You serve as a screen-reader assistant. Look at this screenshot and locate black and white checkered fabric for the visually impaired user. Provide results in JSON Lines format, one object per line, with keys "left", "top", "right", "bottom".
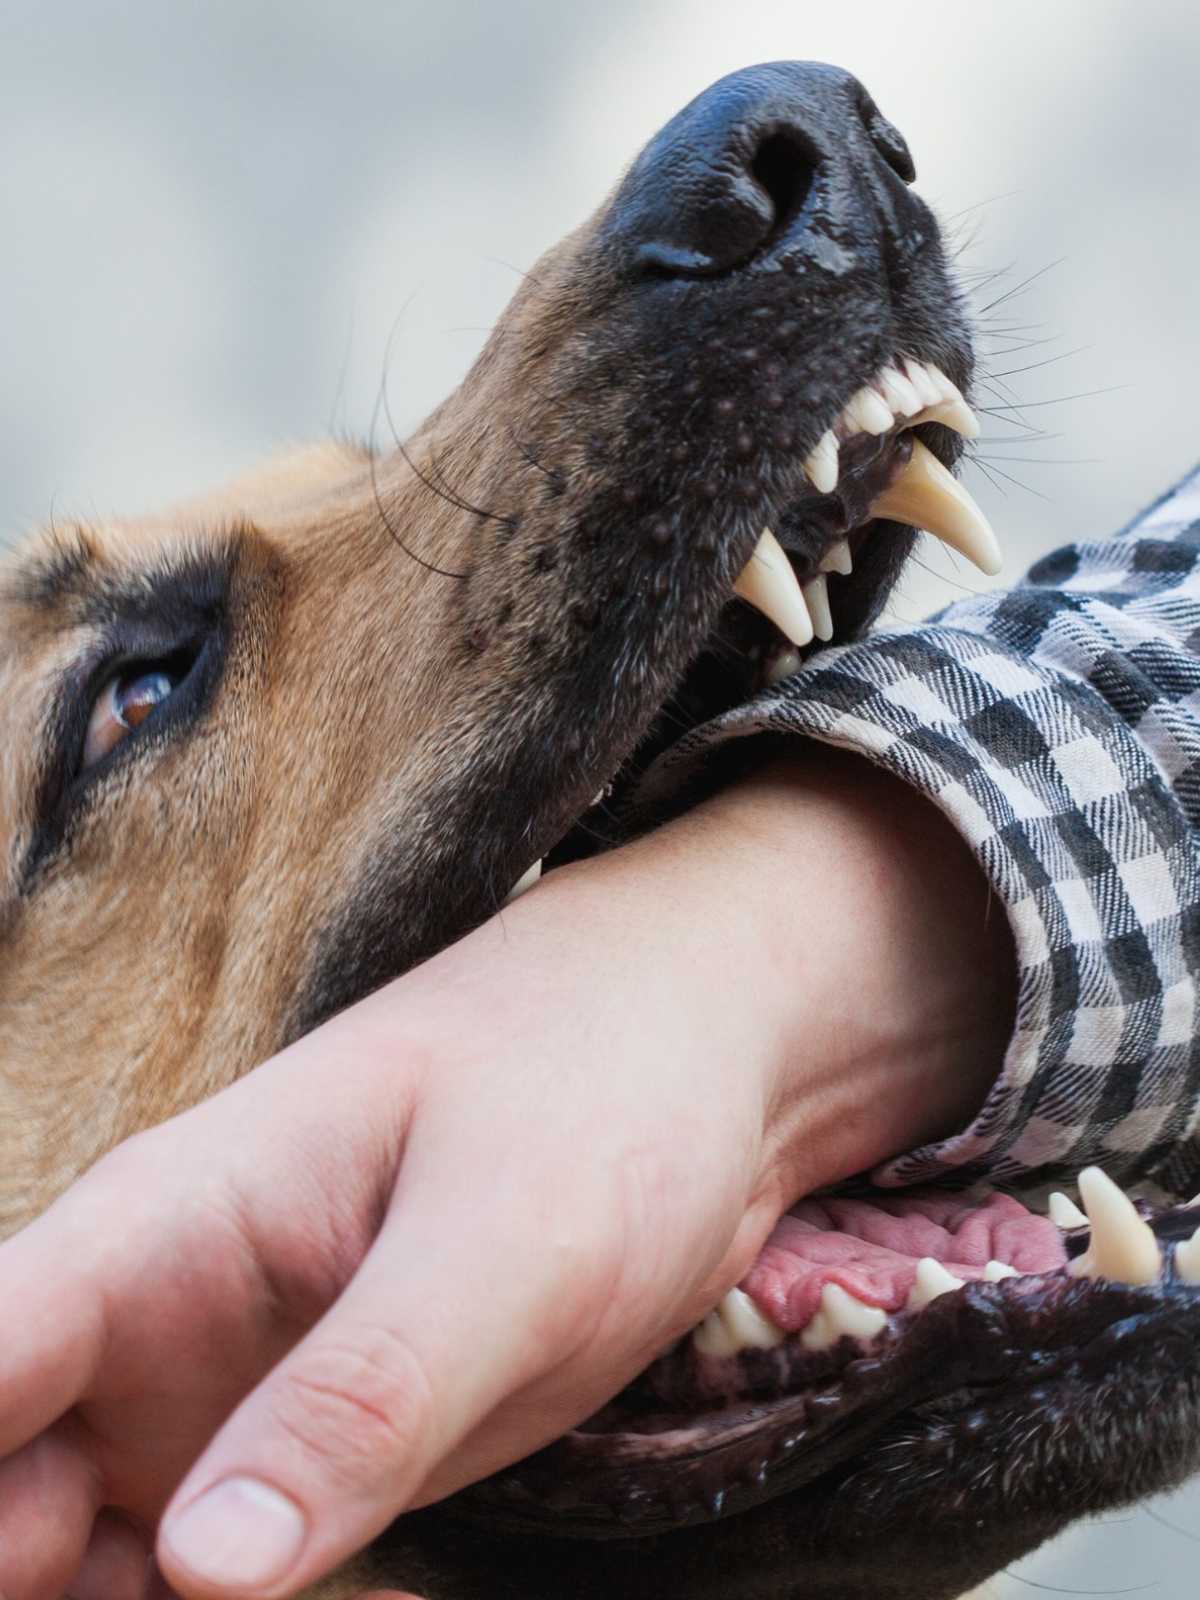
{"left": 645, "top": 463, "right": 1200, "bottom": 1196}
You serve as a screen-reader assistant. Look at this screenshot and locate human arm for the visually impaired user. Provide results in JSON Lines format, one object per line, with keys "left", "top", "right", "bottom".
{"left": 0, "top": 743, "right": 1009, "bottom": 1600}
{"left": 648, "top": 460, "right": 1200, "bottom": 1193}
{"left": 12, "top": 457, "right": 1200, "bottom": 1600}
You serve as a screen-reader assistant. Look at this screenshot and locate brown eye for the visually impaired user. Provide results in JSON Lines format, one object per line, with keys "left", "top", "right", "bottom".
{"left": 82, "top": 667, "right": 179, "bottom": 769}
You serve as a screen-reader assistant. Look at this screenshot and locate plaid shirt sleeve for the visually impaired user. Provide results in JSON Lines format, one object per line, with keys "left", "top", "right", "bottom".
{"left": 642, "top": 463, "right": 1200, "bottom": 1195}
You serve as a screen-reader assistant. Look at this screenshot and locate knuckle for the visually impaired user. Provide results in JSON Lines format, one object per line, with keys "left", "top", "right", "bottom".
{"left": 269, "top": 1327, "right": 434, "bottom": 1490}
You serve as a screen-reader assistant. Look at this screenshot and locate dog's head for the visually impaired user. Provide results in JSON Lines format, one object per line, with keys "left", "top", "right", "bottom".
{"left": 2, "top": 61, "right": 1197, "bottom": 1600}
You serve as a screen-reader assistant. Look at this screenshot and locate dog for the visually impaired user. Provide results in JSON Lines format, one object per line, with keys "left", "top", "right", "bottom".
{"left": 3, "top": 60, "right": 1199, "bottom": 1600}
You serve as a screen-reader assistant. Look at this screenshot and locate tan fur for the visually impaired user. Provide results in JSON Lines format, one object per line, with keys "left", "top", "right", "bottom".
{"left": 0, "top": 211, "right": 691, "bottom": 1595}
{"left": 0, "top": 90, "right": 978, "bottom": 1590}
{"left": 0, "top": 228, "right": 622, "bottom": 1239}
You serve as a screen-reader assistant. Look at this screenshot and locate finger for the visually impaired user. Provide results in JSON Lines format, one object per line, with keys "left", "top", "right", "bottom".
{"left": 67, "top": 1509, "right": 149, "bottom": 1600}
{"left": 0, "top": 1198, "right": 108, "bottom": 1458}
{"left": 0, "top": 1422, "right": 101, "bottom": 1600}
{"left": 157, "top": 1125, "right": 639, "bottom": 1598}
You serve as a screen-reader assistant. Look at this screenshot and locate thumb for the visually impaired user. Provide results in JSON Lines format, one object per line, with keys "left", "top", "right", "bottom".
{"left": 154, "top": 1120, "right": 630, "bottom": 1600}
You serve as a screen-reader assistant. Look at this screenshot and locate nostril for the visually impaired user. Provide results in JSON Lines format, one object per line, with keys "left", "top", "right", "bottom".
{"left": 749, "top": 128, "right": 821, "bottom": 251}
{"left": 854, "top": 87, "right": 916, "bottom": 184}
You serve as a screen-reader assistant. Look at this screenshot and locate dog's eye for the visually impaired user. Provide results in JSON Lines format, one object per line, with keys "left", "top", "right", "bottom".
{"left": 82, "top": 664, "right": 183, "bottom": 769}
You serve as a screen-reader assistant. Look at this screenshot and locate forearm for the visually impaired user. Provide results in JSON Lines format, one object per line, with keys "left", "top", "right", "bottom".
{"left": 707, "top": 748, "right": 1014, "bottom": 1200}
{"left": 537, "top": 745, "right": 1014, "bottom": 1210}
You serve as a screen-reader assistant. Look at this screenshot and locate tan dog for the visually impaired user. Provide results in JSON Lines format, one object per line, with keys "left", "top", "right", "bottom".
{"left": 0, "top": 60, "right": 975, "bottom": 1245}
{"left": 4, "top": 62, "right": 1195, "bottom": 1600}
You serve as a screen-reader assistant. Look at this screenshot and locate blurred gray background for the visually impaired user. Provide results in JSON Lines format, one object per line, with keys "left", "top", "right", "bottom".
{"left": 2, "top": 0, "right": 1198, "bottom": 1589}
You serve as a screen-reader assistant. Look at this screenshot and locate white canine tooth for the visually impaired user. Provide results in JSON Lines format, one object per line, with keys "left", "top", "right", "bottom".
{"left": 802, "top": 573, "right": 834, "bottom": 641}
{"left": 766, "top": 648, "right": 803, "bottom": 686}
{"left": 504, "top": 859, "right": 542, "bottom": 903}
{"left": 734, "top": 528, "right": 815, "bottom": 648}
{"left": 1175, "top": 1225, "right": 1200, "bottom": 1286}
{"left": 907, "top": 1257, "right": 965, "bottom": 1311}
{"left": 908, "top": 396, "right": 982, "bottom": 441}
{"left": 1069, "top": 1166, "right": 1162, "bottom": 1286}
{"left": 1048, "top": 1191, "right": 1089, "bottom": 1230}
{"left": 877, "top": 365, "right": 922, "bottom": 418}
{"left": 804, "top": 430, "right": 840, "bottom": 495}
{"left": 801, "top": 1282, "right": 886, "bottom": 1350}
{"left": 847, "top": 386, "right": 895, "bottom": 436}
{"left": 819, "top": 538, "right": 853, "bottom": 576}
{"left": 692, "top": 1288, "right": 786, "bottom": 1357}
{"left": 869, "top": 440, "right": 1002, "bottom": 577}
{"left": 983, "top": 1260, "right": 1019, "bottom": 1282}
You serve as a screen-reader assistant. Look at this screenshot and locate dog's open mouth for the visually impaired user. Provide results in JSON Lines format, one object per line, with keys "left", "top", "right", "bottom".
{"left": 369, "top": 63, "right": 1200, "bottom": 1574}
{"left": 446, "top": 353, "right": 1199, "bottom": 1545}
{"left": 524, "top": 354, "right": 995, "bottom": 890}
{"left": 456, "top": 1171, "right": 1200, "bottom": 1538}
{"left": 729, "top": 356, "right": 995, "bottom": 689}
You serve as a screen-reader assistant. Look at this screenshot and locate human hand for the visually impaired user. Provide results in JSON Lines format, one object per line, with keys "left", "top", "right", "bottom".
{"left": 0, "top": 752, "right": 1011, "bottom": 1600}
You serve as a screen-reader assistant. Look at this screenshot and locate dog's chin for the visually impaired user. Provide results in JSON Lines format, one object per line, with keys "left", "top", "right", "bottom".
{"left": 448, "top": 1177, "right": 1200, "bottom": 1560}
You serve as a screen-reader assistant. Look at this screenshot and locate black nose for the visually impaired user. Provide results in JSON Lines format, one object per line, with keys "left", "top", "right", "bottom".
{"left": 604, "top": 61, "right": 916, "bottom": 279}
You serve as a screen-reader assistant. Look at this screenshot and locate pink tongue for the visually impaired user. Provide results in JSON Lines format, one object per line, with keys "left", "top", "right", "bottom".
{"left": 743, "top": 1191, "right": 1068, "bottom": 1332}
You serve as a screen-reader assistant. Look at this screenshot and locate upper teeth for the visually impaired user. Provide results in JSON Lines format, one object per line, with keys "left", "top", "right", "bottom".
{"left": 802, "top": 573, "right": 834, "bottom": 641}
{"left": 800, "top": 358, "right": 981, "bottom": 497}
{"left": 734, "top": 527, "right": 815, "bottom": 648}
{"left": 1068, "top": 1166, "right": 1162, "bottom": 1286}
{"left": 819, "top": 537, "right": 853, "bottom": 576}
{"left": 870, "top": 439, "right": 1002, "bottom": 576}
{"left": 804, "top": 430, "right": 840, "bottom": 494}
{"left": 734, "top": 435, "right": 998, "bottom": 649}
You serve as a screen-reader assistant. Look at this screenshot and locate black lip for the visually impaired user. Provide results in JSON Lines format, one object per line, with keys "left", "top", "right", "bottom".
{"left": 450, "top": 1200, "right": 1200, "bottom": 1542}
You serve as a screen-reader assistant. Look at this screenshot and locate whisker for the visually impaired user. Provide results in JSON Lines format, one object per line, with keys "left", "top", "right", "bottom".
{"left": 982, "top": 385, "right": 1128, "bottom": 411}
{"left": 367, "top": 310, "right": 470, "bottom": 580}
{"left": 976, "top": 257, "right": 1067, "bottom": 316}
{"left": 1144, "top": 1505, "right": 1200, "bottom": 1544}
{"left": 988, "top": 346, "right": 1089, "bottom": 380}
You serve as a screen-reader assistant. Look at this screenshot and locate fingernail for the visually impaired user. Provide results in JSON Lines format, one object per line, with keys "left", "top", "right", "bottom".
{"left": 163, "top": 1477, "right": 307, "bottom": 1588}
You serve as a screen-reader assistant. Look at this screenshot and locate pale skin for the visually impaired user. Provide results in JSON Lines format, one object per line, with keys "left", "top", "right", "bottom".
{"left": 0, "top": 749, "right": 1014, "bottom": 1600}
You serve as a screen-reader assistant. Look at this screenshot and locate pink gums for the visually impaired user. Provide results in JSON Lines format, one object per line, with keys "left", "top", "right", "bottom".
{"left": 743, "top": 1191, "right": 1069, "bottom": 1332}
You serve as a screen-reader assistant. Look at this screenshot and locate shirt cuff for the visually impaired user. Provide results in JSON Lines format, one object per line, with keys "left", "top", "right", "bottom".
{"left": 631, "top": 624, "right": 1200, "bottom": 1195}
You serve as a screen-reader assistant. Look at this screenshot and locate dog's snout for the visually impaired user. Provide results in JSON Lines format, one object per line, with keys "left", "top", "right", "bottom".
{"left": 603, "top": 60, "right": 916, "bottom": 280}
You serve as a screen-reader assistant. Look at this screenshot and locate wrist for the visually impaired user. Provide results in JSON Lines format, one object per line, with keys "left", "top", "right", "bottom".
{"left": 563, "top": 748, "right": 1014, "bottom": 1208}
{"left": 716, "top": 747, "right": 1015, "bottom": 1199}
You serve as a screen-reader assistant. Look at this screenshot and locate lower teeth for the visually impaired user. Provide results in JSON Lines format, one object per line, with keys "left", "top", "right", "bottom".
{"left": 690, "top": 1166, "right": 1177, "bottom": 1363}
